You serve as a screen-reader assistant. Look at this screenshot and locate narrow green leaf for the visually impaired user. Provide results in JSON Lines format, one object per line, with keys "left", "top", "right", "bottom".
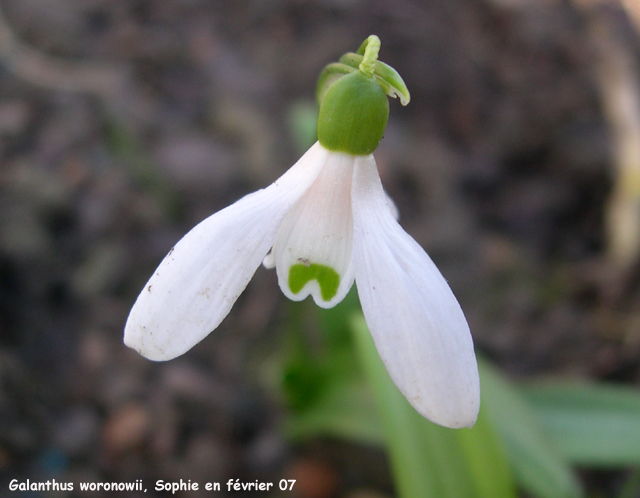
{"left": 284, "top": 378, "right": 384, "bottom": 445}
{"left": 524, "top": 383, "right": 640, "bottom": 467}
{"left": 457, "top": 407, "right": 516, "bottom": 498}
{"left": 479, "top": 358, "right": 584, "bottom": 498}
{"left": 283, "top": 292, "right": 381, "bottom": 444}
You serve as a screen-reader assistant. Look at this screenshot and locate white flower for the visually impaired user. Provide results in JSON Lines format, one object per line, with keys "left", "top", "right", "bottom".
{"left": 124, "top": 141, "right": 480, "bottom": 428}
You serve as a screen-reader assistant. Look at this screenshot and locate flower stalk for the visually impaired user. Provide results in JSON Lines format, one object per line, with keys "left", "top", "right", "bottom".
{"left": 358, "top": 35, "right": 380, "bottom": 77}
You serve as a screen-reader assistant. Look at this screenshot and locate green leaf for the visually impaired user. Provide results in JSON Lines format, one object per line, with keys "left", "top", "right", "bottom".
{"left": 351, "top": 314, "right": 516, "bottom": 498}
{"left": 524, "top": 382, "right": 640, "bottom": 467}
{"left": 479, "top": 358, "right": 584, "bottom": 498}
{"left": 284, "top": 377, "right": 384, "bottom": 445}
{"left": 282, "top": 292, "right": 380, "bottom": 442}
{"left": 457, "top": 407, "right": 517, "bottom": 498}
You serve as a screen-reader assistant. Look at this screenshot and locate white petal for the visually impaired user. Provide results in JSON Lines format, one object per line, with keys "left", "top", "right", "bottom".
{"left": 262, "top": 249, "right": 275, "bottom": 269}
{"left": 272, "top": 150, "right": 356, "bottom": 308}
{"left": 124, "top": 142, "right": 329, "bottom": 361}
{"left": 351, "top": 156, "right": 480, "bottom": 428}
{"left": 385, "top": 190, "right": 400, "bottom": 221}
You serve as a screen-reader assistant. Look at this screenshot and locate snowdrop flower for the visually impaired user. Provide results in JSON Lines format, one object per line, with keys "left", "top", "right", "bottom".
{"left": 125, "top": 36, "right": 479, "bottom": 428}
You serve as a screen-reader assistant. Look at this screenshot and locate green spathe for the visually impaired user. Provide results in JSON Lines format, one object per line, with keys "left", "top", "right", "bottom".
{"left": 317, "top": 70, "right": 389, "bottom": 155}
{"left": 288, "top": 263, "right": 340, "bottom": 302}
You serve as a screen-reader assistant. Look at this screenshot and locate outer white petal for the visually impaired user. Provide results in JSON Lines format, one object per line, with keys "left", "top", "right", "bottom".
{"left": 272, "top": 150, "right": 356, "bottom": 308}
{"left": 385, "top": 190, "right": 399, "bottom": 221}
{"left": 351, "top": 156, "right": 480, "bottom": 428}
{"left": 124, "top": 142, "right": 329, "bottom": 361}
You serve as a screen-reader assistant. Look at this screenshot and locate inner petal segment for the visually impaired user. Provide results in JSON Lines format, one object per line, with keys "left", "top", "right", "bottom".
{"left": 271, "top": 149, "right": 356, "bottom": 308}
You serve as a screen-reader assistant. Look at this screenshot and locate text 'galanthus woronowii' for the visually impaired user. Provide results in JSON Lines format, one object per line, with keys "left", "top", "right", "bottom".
{"left": 124, "top": 36, "right": 480, "bottom": 429}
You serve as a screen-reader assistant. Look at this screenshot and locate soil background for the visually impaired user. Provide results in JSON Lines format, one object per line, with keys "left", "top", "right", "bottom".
{"left": 1, "top": 0, "right": 639, "bottom": 497}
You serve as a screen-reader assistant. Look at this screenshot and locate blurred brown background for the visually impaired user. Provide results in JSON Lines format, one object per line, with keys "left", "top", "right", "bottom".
{"left": 1, "top": 0, "right": 639, "bottom": 496}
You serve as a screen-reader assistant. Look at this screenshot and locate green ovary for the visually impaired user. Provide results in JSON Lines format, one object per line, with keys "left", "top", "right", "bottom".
{"left": 288, "top": 263, "right": 340, "bottom": 302}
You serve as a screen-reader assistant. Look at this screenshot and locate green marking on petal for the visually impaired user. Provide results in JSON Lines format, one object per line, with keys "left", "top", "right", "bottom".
{"left": 288, "top": 263, "right": 340, "bottom": 302}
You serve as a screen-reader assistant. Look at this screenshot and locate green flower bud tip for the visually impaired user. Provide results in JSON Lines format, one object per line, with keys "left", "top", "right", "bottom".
{"left": 316, "top": 35, "right": 410, "bottom": 156}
